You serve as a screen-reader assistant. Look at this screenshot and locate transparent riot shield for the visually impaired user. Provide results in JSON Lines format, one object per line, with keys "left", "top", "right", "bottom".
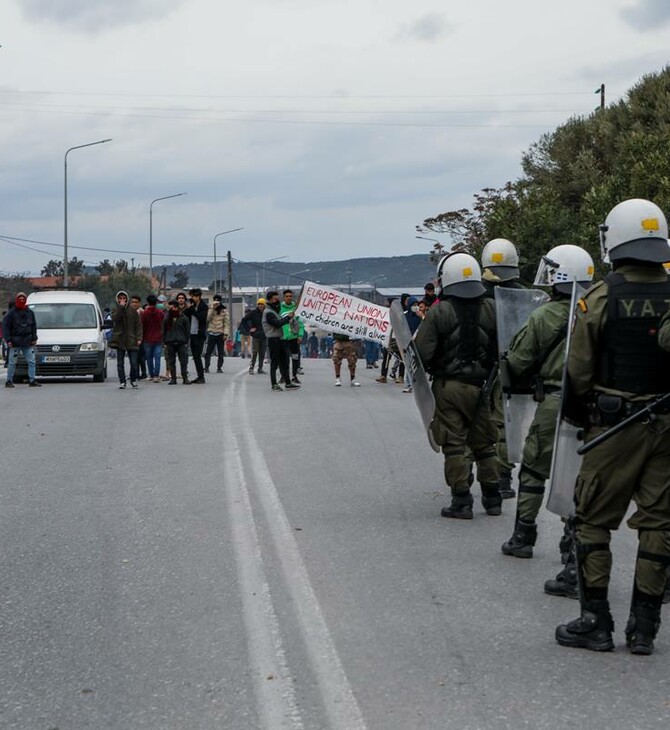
{"left": 495, "top": 288, "right": 550, "bottom": 463}
{"left": 546, "top": 282, "right": 587, "bottom": 518}
{"left": 389, "top": 300, "right": 440, "bottom": 453}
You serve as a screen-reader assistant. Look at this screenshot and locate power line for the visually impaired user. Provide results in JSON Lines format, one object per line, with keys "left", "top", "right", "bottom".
{"left": 0, "top": 106, "right": 581, "bottom": 129}
{"left": 0, "top": 89, "right": 597, "bottom": 100}
{"left": 0, "top": 100, "right": 589, "bottom": 115}
{"left": 0, "top": 234, "right": 212, "bottom": 259}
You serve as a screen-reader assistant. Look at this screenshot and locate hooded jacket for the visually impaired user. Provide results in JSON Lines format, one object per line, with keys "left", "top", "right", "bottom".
{"left": 3, "top": 296, "right": 37, "bottom": 348}
{"left": 109, "top": 290, "right": 143, "bottom": 351}
{"left": 405, "top": 296, "right": 423, "bottom": 335}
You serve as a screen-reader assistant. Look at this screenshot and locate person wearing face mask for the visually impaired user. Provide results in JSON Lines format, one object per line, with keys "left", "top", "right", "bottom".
{"left": 401, "top": 296, "right": 424, "bottom": 393}
{"left": 109, "top": 290, "right": 143, "bottom": 389}
{"left": 162, "top": 299, "right": 191, "bottom": 384}
{"left": 204, "top": 294, "right": 229, "bottom": 374}
{"left": 262, "top": 290, "right": 300, "bottom": 391}
{"left": 240, "top": 298, "right": 268, "bottom": 374}
{"left": 4, "top": 292, "right": 40, "bottom": 388}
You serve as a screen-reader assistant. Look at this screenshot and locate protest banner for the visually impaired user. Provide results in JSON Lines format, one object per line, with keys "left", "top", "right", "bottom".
{"left": 296, "top": 281, "right": 391, "bottom": 347}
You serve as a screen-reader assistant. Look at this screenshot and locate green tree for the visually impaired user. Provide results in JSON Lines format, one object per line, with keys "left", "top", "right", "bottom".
{"left": 418, "top": 66, "right": 670, "bottom": 280}
{"left": 95, "top": 259, "right": 114, "bottom": 276}
{"left": 169, "top": 269, "right": 189, "bottom": 289}
{"left": 41, "top": 259, "right": 63, "bottom": 277}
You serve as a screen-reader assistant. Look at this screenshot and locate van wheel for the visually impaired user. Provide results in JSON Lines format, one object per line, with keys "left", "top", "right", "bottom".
{"left": 93, "top": 368, "right": 105, "bottom": 383}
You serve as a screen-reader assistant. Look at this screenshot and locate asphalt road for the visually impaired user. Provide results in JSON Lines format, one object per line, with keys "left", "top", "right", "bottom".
{"left": 1, "top": 357, "right": 668, "bottom": 729}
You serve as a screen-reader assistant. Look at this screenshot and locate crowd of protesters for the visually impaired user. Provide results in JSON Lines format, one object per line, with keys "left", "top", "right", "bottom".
{"left": 2, "top": 285, "right": 434, "bottom": 395}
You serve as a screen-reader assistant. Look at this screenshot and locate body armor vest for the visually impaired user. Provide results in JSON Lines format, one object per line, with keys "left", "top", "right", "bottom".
{"left": 434, "top": 298, "right": 495, "bottom": 383}
{"left": 598, "top": 272, "right": 670, "bottom": 394}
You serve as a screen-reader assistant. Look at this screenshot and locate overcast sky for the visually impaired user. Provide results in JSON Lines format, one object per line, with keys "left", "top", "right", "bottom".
{"left": 1, "top": 0, "right": 670, "bottom": 275}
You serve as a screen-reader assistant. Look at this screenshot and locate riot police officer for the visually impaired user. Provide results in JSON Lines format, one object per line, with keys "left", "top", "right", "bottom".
{"left": 415, "top": 253, "right": 501, "bottom": 520}
{"left": 501, "top": 245, "right": 594, "bottom": 561}
{"left": 556, "top": 199, "right": 670, "bottom": 655}
{"left": 481, "top": 238, "right": 526, "bottom": 499}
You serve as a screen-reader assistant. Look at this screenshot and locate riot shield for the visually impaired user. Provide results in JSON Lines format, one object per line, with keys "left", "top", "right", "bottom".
{"left": 495, "top": 288, "right": 550, "bottom": 463}
{"left": 546, "top": 282, "right": 587, "bottom": 518}
{"left": 389, "top": 300, "right": 440, "bottom": 453}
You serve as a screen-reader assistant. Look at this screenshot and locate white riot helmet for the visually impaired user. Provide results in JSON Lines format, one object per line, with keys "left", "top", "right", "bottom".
{"left": 534, "top": 244, "right": 595, "bottom": 294}
{"left": 599, "top": 199, "right": 669, "bottom": 264}
{"left": 437, "top": 252, "right": 485, "bottom": 298}
{"left": 481, "top": 238, "right": 520, "bottom": 281}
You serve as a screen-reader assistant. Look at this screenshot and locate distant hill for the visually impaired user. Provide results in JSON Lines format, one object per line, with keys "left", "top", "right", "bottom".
{"left": 154, "top": 254, "right": 436, "bottom": 289}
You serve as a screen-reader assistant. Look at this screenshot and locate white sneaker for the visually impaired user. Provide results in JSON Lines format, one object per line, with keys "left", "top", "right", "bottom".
{"left": 351, "top": 380, "right": 361, "bottom": 387}
{"left": 334, "top": 379, "right": 341, "bottom": 387}
{"left": 118, "top": 382, "right": 126, "bottom": 389}
{"left": 402, "top": 386, "right": 413, "bottom": 393}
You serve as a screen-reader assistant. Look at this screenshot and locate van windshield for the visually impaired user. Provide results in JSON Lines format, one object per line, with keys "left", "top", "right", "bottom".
{"left": 30, "top": 303, "right": 98, "bottom": 329}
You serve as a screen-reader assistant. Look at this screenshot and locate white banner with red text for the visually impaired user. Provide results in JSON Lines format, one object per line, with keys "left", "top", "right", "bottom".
{"left": 296, "top": 281, "right": 391, "bottom": 347}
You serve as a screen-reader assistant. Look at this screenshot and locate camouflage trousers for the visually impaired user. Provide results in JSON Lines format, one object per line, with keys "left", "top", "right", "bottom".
{"left": 516, "top": 394, "right": 560, "bottom": 522}
{"left": 332, "top": 341, "right": 358, "bottom": 371}
{"left": 575, "top": 415, "right": 670, "bottom": 600}
{"left": 430, "top": 378, "right": 499, "bottom": 494}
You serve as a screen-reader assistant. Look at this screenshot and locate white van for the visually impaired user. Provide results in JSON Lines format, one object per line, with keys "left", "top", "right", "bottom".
{"left": 16, "top": 290, "right": 109, "bottom": 382}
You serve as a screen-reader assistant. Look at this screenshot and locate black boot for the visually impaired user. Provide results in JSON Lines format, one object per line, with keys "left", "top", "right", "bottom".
{"left": 544, "top": 563, "right": 579, "bottom": 599}
{"left": 664, "top": 570, "right": 670, "bottom": 605}
{"left": 441, "top": 492, "right": 473, "bottom": 520}
{"left": 481, "top": 483, "right": 502, "bottom": 516}
{"left": 498, "top": 467, "right": 516, "bottom": 499}
{"left": 559, "top": 524, "right": 574, "bottom": 565}
{"left": 555, "top": 599, "right": 615, "bottom": 651}
{"left": 625, "top": 593, "right": 662, "bottom": 656}
{"left": 501, "top": 519, "right": 537, "bottom": 558}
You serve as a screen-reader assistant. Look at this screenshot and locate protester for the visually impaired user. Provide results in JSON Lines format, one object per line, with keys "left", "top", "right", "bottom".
{"left": 332, "top": 333, "right": 361, "bottom": 387}
{"left": 239, "top": 308, "right": 253, "bottom": 359}
{"left": 281, "top": 289, "right": 304, "bottom": 384}
{"left": 183, "top": 288, "right": 208, "bottom": 384}
{"left": 3, "top": 293, "right": 40, "bottom": 388}
{"left": 130, "top": 295, "right": 148, "bottom": 380}
{"left": 240, "top": 298, "right": 267, "bottom": 374}
{"left": 162, "top": 299, "right": 191, "bottom": 384}
{"left": 402, "top": 296, "right": 424, "bottom": 393}
{"left": 422, "top": 282, "right": 438, "bottom": 308}
{"left": 262, "top": 290, "right": 300, "bottom": 391}
{"left": 204, "top": 294, "right": 229, "bottom": 374}
{"left": 308, "top": 332, "right": 320, "bottom": 358}
{"left": 140, "top": 294, "right": 165, "bottom": 383}
{"left": 109, "top": 291, "right": 143, "bottom": 389}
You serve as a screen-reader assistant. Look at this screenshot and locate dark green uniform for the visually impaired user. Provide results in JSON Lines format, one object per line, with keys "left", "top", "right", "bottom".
{"left": 416, "top": 296, "right": 500, "bottom": 515}
{"left": 507, "top": 298, "right": 569, "bottom": 522}
{"left": 565, "top": 264, "right": 670, "bottom": 645}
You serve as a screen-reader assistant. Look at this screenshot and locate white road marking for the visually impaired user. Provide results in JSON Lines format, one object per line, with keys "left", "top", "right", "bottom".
{"left": 224, "top": 382, "right": 304, "bottom": 730}
{"left": 235, "top": 378, "right": 368, "bottom": 730}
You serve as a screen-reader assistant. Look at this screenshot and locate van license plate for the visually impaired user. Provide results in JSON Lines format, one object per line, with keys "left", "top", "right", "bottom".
{"left": 42, "top": 355, "right": 71, "bottom": 363}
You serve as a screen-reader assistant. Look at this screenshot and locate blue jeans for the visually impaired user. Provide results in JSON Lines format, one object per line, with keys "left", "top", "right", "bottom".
{"left": 143, "top": 343, "right": 163, "bottom": 378}
{"left": 116, "top": 348, "right": 139, "bottom": 384}
{"left": 7, "top": 346, "right": 36, "bottom": 383}
{"left": 365, "top": 340, "right": 380, "bottom": 366}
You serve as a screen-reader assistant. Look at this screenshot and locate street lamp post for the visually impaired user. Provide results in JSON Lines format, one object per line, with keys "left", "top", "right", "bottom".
{"left": 213, "top": 228, "right": 243, "bottom": 295}
{"left": 64, "top": 138, "right": 112, "bottom": 288}
{"left": 149, "top": 193, "right": 186, "bottom": 284}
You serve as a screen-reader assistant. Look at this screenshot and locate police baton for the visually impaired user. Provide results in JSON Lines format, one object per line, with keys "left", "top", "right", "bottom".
{"left": 577, "top": 392, "right": 670, "bottom": 455}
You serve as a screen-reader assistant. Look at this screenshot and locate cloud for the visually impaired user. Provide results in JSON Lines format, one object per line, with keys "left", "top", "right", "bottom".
{"left": 395, "top": 12, "right": 454, "bottom": 43}
{"left": 620, "top": 0, "right": 670, "bottom": 30}
{"left": 18, "top": 0, "right": 184, "bottom": 32}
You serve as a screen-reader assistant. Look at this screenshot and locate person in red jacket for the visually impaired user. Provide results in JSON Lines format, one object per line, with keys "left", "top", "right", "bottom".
{"left": 140, "top": 294, "right": 165, "bottom": 382}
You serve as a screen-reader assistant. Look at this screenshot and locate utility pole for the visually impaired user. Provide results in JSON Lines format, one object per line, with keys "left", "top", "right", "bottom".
{"left": 595, "top": 83, "right": 605, "bottom": 111}
{"left": 227, "top": 250, "right": 234, "bottom": 333}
